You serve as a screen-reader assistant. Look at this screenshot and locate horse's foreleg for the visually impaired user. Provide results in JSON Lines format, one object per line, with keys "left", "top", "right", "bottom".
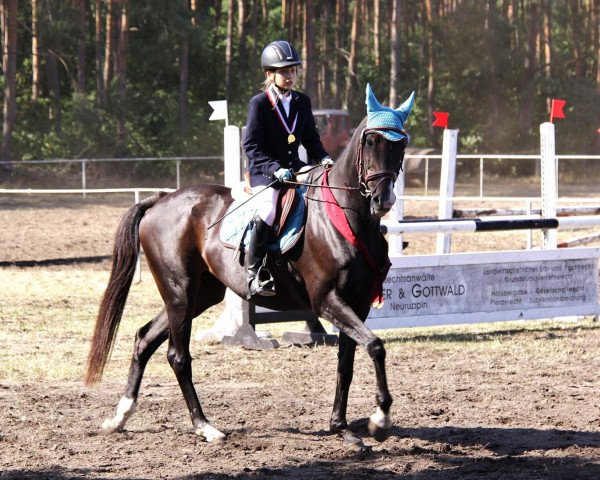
{"left": 366, "top": 337, "right": 392, "bottom": 441}
{"left": 102, "top": 309, "right": 169, "bottom": 433}
{"left": 322, "top": 292, "right": 393, "bottom": 444}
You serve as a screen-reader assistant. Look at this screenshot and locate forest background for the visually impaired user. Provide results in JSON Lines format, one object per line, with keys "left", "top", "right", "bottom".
{"left": 1, "top": 0, "right": 600, "bottom": 174}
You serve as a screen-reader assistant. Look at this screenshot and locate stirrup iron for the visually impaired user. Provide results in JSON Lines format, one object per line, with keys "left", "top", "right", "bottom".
{"left": 248, "top": 266, "right": 276, "bottom": 298}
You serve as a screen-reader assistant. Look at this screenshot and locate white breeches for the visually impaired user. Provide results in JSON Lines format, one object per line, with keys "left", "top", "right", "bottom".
{"left": 252, "top": 186, "right": 280, "bottom": 226}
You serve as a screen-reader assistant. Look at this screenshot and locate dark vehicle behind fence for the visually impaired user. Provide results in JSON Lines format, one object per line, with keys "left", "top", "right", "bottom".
{"left": 313, "top": 109, "right": 353, "bottom": 158}
{"left": 302, "top": 109, "right": 436, "bottom": 180}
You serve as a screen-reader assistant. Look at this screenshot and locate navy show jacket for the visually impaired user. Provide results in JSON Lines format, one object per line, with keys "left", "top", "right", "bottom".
{"left": 243, "top": 89, "right": 329, "bottom": 187}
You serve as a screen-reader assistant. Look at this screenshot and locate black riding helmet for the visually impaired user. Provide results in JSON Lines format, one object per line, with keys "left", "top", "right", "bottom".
{"left": 260, "top": 40, "right": 301, "bottom": 71}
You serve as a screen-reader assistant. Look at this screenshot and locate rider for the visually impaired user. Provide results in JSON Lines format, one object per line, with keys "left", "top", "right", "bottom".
{"left": 243, "top": 40, "right": 333, "bottom": 298}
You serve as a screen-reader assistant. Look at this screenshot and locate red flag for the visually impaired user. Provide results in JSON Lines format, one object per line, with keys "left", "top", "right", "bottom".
{"left": 432, "top": 111, "right": 449, "bottom": 128}
{"left": 549, "top": 99, "right": 566, "bottom": 123}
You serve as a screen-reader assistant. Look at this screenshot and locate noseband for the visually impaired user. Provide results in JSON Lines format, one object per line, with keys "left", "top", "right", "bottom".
{"left": 356, "top": 127, "right": 406, "bottom": 197}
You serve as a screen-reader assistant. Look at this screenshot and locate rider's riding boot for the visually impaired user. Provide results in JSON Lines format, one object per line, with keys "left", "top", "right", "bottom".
{"left": 247, "top": 216, "right": 276, "bottom": 297}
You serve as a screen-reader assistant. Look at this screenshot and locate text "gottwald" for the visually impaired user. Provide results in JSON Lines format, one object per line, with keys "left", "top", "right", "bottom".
{"left": 412, "top": 283, "right": 466, "bottom": 298}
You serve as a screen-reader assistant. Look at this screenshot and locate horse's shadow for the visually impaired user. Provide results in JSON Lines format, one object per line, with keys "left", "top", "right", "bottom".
{"left": 342, "top": 418, "right": 600, "bottom": 454}
{"left": 280, "top": 418, "right": 600, "bottom": 456}
{"left": 275, "top": 421, "right": 600, "bottom": 478}
{"left": 389, "top": 424, "right": 600, "bottom": 455}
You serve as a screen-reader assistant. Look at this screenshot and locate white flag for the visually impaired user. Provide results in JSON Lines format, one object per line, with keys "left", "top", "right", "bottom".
{"left": 208, "top": 100, "right": 228, "bottom": 124}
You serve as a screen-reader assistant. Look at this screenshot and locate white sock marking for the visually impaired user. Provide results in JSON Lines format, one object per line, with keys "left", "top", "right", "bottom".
{"left": 101, "top": 396, "right": 136, "bottom": 433}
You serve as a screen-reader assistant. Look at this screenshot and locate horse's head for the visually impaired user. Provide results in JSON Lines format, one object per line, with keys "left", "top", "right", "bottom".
{"left": 359, "top": 84, "right": 415, "bottom": 217}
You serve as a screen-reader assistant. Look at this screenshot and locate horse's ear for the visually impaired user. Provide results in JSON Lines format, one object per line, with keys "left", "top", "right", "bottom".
{"left": 365, "top": 83, "right": 383, "bottom": 113}
{"left": 395, "top": 91, "right": 415, "bottom": 124}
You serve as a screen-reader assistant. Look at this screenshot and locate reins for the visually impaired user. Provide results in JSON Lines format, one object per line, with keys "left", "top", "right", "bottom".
{"left": 214, "top": 125, "right": 409, "bottom": 220}
{"left": 291, "top": 126, "right": 407, "bottom": 197}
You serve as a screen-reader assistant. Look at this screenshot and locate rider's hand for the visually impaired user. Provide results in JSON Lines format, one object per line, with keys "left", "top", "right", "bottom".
{"left": 321, "top": 156, "right": 334, "bottom": 168}
{"left": 274, "top": 168, "right": 293, "bottom": 182}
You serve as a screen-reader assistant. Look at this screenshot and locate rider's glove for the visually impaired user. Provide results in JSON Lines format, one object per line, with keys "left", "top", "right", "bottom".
{"left": 274, "top": 168, "right": 293, "bottom": 182}
{"left": 321, "top": 156, "right": 334, "bottom": 168}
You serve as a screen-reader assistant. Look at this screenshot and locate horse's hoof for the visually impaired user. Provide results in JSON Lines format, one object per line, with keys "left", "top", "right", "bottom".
{"left": 339, "top": 429, "right": 369, "bottom": 453}
{"left": 195, "top": 424, "right": 226, "bottom": 442}
{"left": 368, "top": 420, "right": 390, "bottom": 442}
{"left": 100, "top": 418, "right": 120, "bottom": 434}
{"left": 368, "top": 407, "right": 391, "bottom": 442}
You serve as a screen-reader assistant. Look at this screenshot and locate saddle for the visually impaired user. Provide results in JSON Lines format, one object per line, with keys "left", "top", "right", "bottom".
{"left": 219, "top": 185, "right": 307, "bottom": 255}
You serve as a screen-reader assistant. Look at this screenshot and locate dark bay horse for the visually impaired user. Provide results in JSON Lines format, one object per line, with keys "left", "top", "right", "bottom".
{"left": 86, "top": 85, "right": 415, "bottom": 448}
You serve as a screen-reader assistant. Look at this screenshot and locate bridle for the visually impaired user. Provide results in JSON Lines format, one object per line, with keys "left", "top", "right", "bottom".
{"left": 356, "top": 127, "right": 406, "bottom": 197}
{"left": 285, "top": 126, "right": 407, "bottom": 198}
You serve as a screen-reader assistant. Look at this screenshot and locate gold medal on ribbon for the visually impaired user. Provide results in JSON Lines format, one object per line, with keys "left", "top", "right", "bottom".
{"left": 287, "top": 133, "right": 296, "bottom": 144}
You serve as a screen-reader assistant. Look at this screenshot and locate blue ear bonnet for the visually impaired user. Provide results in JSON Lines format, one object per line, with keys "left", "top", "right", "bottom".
{"left": 365, "top": 83, "right": 415, "bottom": 143}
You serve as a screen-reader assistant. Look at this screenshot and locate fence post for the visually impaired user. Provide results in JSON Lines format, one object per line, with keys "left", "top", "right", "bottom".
{"left": 540, "top": 122, "right": 557, "bottom": 249}
{"left": 479, "top": 157, "right": 484, "bottom": 197}
{"left": 436, "top": 129, "right": 459, "bottom": 254}
{"left": 81, "top": 160, "right": 87, "bottom": 198}
{"left": 424, "top": 157, "right": 429, "bottom": 195}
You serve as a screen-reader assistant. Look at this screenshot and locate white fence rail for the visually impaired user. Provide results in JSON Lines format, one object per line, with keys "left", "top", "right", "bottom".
{"left": 2, "top": 154, "right": 600, "bottom": 196}
{"left": 0, "top": 156, "right": 222, "bottom": 194}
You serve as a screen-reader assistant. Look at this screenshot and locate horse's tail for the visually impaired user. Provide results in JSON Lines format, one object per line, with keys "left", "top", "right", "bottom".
{"left": 85, "top": 194, "right": 163, "bottom": 386}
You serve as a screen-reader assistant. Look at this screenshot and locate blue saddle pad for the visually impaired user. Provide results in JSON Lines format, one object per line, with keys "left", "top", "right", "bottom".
{"left": 219, "top": 187, "right": 306, "bottom": 254}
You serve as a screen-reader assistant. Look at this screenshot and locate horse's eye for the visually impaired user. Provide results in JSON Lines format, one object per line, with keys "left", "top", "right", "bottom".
{"left": 366, "top": 138, "right": 375, "bottom": 147}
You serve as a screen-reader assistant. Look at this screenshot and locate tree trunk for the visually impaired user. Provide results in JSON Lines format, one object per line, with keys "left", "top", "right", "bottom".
{"left": 486, "top": 0, "right": 501, "bottom": 131}
{"left": 46, "top": 51, "right": 62, "bottom": 133}
{"left": 116, "top": 0, "right": 128, "bottom": 153}
{"left": 237, "top": 0, "right": 247, "bottom": 71}
{"left": 260, "top": 0, "right": 267, "bottom": 24}
{"left": 344, "top": 0, "right": 359, "bottom": 109}
{"left": 44, "top": 0, "right": 62, "bottom": 134}
{"left": 1, "top": 0, "right": 18, "bottom": 162}
{"left": 595, "top": 0, "right": 600, "bottom": 85}
{"left": 302, "top": 0, "right": 317, "bottom": 104}
{"left": 541, "top": 0, "right": 552, "bottom": 79}
{"left": 249, "top": 0, "right": 258, "bottom": 73}
{"left": 103, "top": 0, "right": 114, "bottom": 98}
{"left": 179, "top": 0, "right": 190, "bottom": 136}
{"left": 213, "top": 0, "right": 222, "bottom": 47}
{"left": 32, "top": 0, "right": 42, "bottom": 100}
{"left": 288, "top": 0, "right": 297, "bottom": 44}
{"left": 281, "top": 0, "right": 288, "bottom": 28}
{"left": 95, "top": 0, "right": 103, "bottom": 103}
{"left": 225, "top": 0, "right": 234, "bottom": 102}
{"left": 423, "top": 0, "right": 438, "bottom": 148}
{"left": 319, "top": 1, "right": 332, "bottom": 106}
{"left": 569, "top": 0, "right": 584, "bottom": 78}
{"left": 521, "top": 1, "right": 539, "bottom": 135}
{"left": 76, "top": 0, "right": 86, "bottom": 94}
{"left": 389, "top": 0, "right": 401, "bottom": 106}
{"left": 373, "top": 0, "right": 380, "bottom": 67}
{"left": 331, "top": 0, "right": 345, "bottom": 108}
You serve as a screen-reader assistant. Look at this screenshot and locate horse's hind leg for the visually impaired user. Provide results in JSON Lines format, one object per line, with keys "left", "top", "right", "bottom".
{"left": 330, "top": 332, "right": 366, "bottom": 450}
{"left": 101, "top": 308, "right": 169, "bottom": 433}
{"left": 164, "top": 273, "right": 226, "bottom": 442}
